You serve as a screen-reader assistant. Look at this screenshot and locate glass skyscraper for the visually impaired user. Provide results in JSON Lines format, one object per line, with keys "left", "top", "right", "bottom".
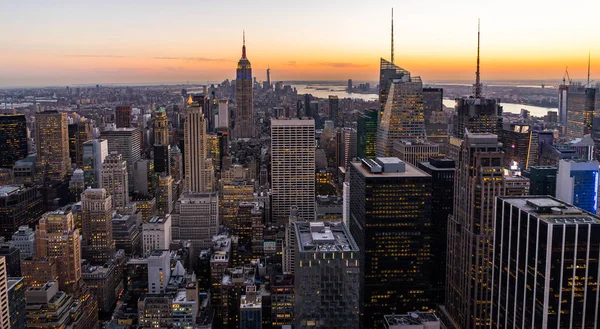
{"left": 357, "top": 109, "right": 377, "bottom": 159}
{"left": 555, "top": 159, "right": 599, "bottom": 214}
{"left": 0, "top": 114, "right": 27, "bottom": 168}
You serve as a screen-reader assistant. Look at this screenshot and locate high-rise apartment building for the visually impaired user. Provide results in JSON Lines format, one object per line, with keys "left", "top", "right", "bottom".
{"left": 171, "top": 192, "right": 218, "bottom": 259}
{"left": 82, "top": 139, "right": 109, "bottom": 188}
{"left": 0, "top": 114, "right": 28, "bottom": 168}
{"left": 271, "top": 118, "right": 315, "bottom": 224}
{"left": 233, "top": 33, "right": 254, "bottom": 139}
{"left": 357, "top": 109, "right": 378, "bottom": 159}
{"left": 68, "top": 120, "right": 92, "bottom": 167}
{"left": 35, "top": 111, "right": 70, "bottom": 182}
{"left": 184, "top": 98, "right": 214, "bottom": 193}
{"left": 376, "top": 59, "right": 426, "bottom": 157}
{"left": 115, "top": 105, "right": 132, "bottom": 128}
{"left": 81, "top": 188, "right": 114, "bottom": 264}
{"left": 0, "top": 257, "right": 9, "bottom": 329}
{"left": 30, "top": 209, "right": 82, "bottom": 292}
{"left": 555, "top": 159, "right": 599, "bottom": 214}
{"left": 441, "top": 133, "right": 529, "bottom": 329}
{"left": 349, "top": 157, "right": 432, "bottom": 328}
{"left": 101, "top": 152, "right": 129, "bottom": 210}
{"left": 294, "top": 221, "right": 360, "bottom": 329}
{"left": 328, "top": 95, "right": 340, "bottom": 126}
{"left": 100, "top": 128, "right": 141, "bottom": 188}
{"left": 491, "top": 196, "right": 600, "bottom": 328}
{"left": 565, "top": 85, "right": 596, "bottom": 140}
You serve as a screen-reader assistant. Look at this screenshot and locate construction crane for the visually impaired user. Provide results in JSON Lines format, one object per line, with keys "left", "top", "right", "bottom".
{"left": 563, "top": 67, "right": 572, "bottom": 85}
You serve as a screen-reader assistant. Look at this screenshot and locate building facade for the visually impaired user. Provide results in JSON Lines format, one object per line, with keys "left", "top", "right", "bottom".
{"left": 81, "top": 188, "right": 115, "bottom": 265}
{"left": 35, "top": 111, "right": 70, "bottom": 182}
{"left": 357, "top": 109, "right": 378, "bottom": 159}
{"left": 233, "top": 35, "right": 254, "bottom": 139}
{"left": 555, "top": 159, "right": 599, "bottom": 214}
{"left": 101, "top": 152, "right": 129, "bottom": 210}
{"left": 0, "top": 114, "right": 28, "bottom": 168}
{"left": 184, "top": 98, "right": 214, "bottom": 193}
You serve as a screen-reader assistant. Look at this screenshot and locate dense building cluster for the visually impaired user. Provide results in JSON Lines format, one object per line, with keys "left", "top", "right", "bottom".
{"left": 1, "top": 19, "right": 600, "bottom": 329}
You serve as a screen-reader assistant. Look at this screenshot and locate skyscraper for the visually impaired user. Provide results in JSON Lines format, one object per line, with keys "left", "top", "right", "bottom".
{"left": 328, "top": 95, "right": 340, "bottom": 126}
{"left": 101, "top": 152, "right": 129, "bottom": 210}
{"left": 491, "top": 196, "right": 600, "bottom": 328}
{"left": 233, "top": 32, "right": 254, "bottom": 139}
{"left": 171, "top": 192, "right": 219, "bottom": 259}
{"left": 0, "top": 114, "right": 28, "bottom": 168}
{"left": 35, "top": 111, "right": 70, "bottom": 182}
{"left": 376, "top": 59, "right": 426, "bottom": 157}
{"left": 501, "top": 123, "right": 533, "bottom": 169}
{"left": 422, "top": 87, "right": 443, "bottom": 121}
{"left": 294, "top": 221, "right": 360, "bottom": 329}
{"left": 81, "top": 188, "right": 114, "bottom": 264}
{"left": 154, "top": 107, "right": 171, "bottom": 175}
{"left": 68, "top": 120, "right": 92, "bottom": 167}
{"left": 349, "top": 157, "right": 432, "bottom": 328}
{"left": 184, "top": 97, "right": 214, "bottom": 193}
{"left": 116, "top": 105, "right": 132, "bottom": 128}
{"left": 555, "top": 159, "right": 599, "bottom": 214}
{"left": 266, "top": 66, "right": 271, "bottom": 88}
{"left": 566, "top": 85, "right": 596, "bottom": 140}
{"left": 441, "top": 132, "right": 529, "bottom": 329}
{"left": 0, "top": 185, "right": 44, "bottom": 240}
{"left": 82, "top": 139, "right": 109, "bottom": 188}
{"left": 100, "top": 128, "right": 142, "bottom": 188}
{"left": 0, "top": 257, "right": 9, "bottom": 329}
{"left": 271, "top": 118, "right": 315, "bottom": 224}
{"left": 357, "top": 109, "right": 378, "bottom": 159}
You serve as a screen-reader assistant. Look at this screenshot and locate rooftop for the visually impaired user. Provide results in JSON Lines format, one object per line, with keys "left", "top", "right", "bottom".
{"left": 352, "top": 158, "right": 429, "bottom": 178}
{"left": 384, "top": 311, "right": 442, "bottom": 328}
{"left": 500, "top": 196, "right": 600, "bottom": 224}
{"left": 295, "top": 221, "right": 358, "bottom": 253}
{"left": 0, "top": 185, "right": 21, "bottom": 196}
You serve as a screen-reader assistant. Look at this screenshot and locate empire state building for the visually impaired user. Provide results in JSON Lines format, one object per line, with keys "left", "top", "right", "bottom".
{"left": 233, "top": 32, "right": 254, "bottom": 139}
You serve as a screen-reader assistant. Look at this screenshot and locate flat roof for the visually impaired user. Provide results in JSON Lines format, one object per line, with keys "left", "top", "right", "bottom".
{"left": 0, "top": 185, "right": 21, "bottom": 196}
{"left": 500, "top": 196, "right": 600, "bottom": 225}
{"left": 351, "top": 160, "right": 429, "bottom": 178}
{"left": 295, "top": 221, "right": 358, "bottom": 253}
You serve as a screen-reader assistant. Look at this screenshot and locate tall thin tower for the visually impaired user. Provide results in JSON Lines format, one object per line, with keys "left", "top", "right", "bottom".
{"left": 391, "top": 8, "right": 394, "bottom": 64}
{"left": 474, "top": 19, "right": 482, "bottom": 98}
{"left": 234, "top": 31, "right": 254, "bottom": 139}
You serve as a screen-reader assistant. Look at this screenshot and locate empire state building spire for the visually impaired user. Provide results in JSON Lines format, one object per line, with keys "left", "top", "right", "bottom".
{"left": 242, "top": 30, "right": 246, "bottom": 59}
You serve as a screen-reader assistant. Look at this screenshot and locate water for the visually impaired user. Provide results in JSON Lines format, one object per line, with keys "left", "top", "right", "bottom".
{"left": 292, "top": 84, "right": 378, "bottom": 101}
{"left": 442, "top": 99, "right": 556, "bottom": 117}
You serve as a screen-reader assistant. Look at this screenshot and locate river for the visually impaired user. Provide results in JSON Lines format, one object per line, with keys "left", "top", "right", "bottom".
{"left": 292, "top": 84, "right": 557, "bottom": 117}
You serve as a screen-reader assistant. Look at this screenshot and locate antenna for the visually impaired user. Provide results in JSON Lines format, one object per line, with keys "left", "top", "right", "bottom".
{"left": 391, "top": 8, "right": 394, "bottom": 64}
{"left": 587, "top": 51, "right": 591, "bottom": 87}
{"left": 474, "top": 19, "right": 482, "bottom": 98}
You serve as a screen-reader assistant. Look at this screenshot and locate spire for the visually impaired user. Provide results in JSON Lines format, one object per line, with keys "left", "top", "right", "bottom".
{"left": 587, "top": 51, "right": 591, "bottom": 87}
{"left": 474, "top": 19, "right": 482, "bottom": 98}
{"left": 391, "top": 8, "right": 394, "bottom": 64}
{"left": 242, "top": 30, "right": 246, "bottom": 59}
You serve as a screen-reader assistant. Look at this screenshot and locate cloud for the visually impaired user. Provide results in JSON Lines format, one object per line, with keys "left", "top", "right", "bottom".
{"left": 319, "top": 62, "right": 368, "bottom": 68}
{"left": 287, "top": 61, "right": 297, "bottom": 66}
{"left": 153, "top": 56, "right": 231, "bottom": 63}
{"left": 65, "top": 54, "right": 126, "bottom": 58}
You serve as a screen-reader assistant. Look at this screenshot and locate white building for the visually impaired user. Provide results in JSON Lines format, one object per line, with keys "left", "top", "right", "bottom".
{"left": 142, "top": 215, "right": 171, "bottom": 256}
{"left": 11, "top": 225, "right": 35, "bottom": 260}
{"left": 171, "top": 192, "right": 219, "bottom": 259}
{"left": 271, "top": 118, "right": 315, "bottom": 224}
{"left": 184, "top": 100, "right": 214, "bottom": 193}
{"left": 216, "top": 99, "right": 229, "bottom": 129}
{"left": 147, "top": 250, "right": 171, "bottom": 294}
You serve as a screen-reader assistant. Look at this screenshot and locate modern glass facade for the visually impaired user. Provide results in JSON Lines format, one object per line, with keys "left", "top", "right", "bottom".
{"left": 523, "top": 166, "right": 557, "bottom": 197}
{"left": 453, "top": 98, "right": 502, "bottom": 139}
{"left": 357, "top": 109, "right": 377, "bottom": 159}
{"left": 349, "top": 158, "right": 432, "bottom": 328}
{"left": 566, "top": 85, "right": 596, "bottom": 141}
{"left": 556, "top": 159, "right": 599, "bottom": 214}
{"left": 0, "top": 114, "right": 28, "bottom": 168}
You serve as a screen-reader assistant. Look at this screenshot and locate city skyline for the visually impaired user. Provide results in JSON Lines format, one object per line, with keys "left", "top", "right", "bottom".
{"left": 2, "top": 0, "right": 600, "bottom": 87}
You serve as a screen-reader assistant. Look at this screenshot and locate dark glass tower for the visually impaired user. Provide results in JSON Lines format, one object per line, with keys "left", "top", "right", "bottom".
{"left": 233, "top": 32, "right": 254, "bottom": 139}
{"left": 0, "top": 114, "right": 28, "bottom": 168}
{"left": 349, "top": 157, "right": 432, "bottom": 328}
{"left": 328, "top": 95, "right": 340, "bottom": 126}
{"left": 357, "top": 109, "right": 377, "bottom": 159}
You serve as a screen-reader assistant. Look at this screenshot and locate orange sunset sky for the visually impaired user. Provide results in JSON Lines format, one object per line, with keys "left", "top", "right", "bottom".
{"left": 1, "top": 0, "right": 599, "bottom": 87}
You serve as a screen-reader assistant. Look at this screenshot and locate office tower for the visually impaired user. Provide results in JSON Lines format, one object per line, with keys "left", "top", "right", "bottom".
{"left": 0, "top": 257, "right": 8, "bottom": 329}
{"left": 294, "top": 221, "right": 359, "bottom": 329}
{"left": 0, "top": 245, "right": 20, "bottom": 277}
{"left": 522, "top": 166, "right": 557, "bottom": 196}
{"left": 240, "top": 286, "right": 262, "bottom": 329}
{"left": 28, "top": 210, "right": 82, "bottom": 293}
{"left": 21, "top": 258, "right": 58, "bottom": 288}
{"left": 112, "top": 212, "right": 141, "bottom": 256}
{"left": 392, "top": 139, "right": 441, "bottom": 167}
{"left": 349, "top": 157, "right": 432, "bottom": 328}
{"left": 233, "top": 32, "right": 254, "bottom": 139}
{"left": 68, "top": 120, "right": 91, "bottom": 167}
{"left": 340, "top": 127, "right": 357, "bottom": 170}
{"left": 0, "top": 114, "right": 28, "bottom": 168}
{"left": 266, "top": 66, "right": 271, "bottom": 87}
{"left": 156, "top": 174, "right": 173, "bottom": 215}
{"left": 417, "top": 157, "right": 455, "bottom": 305}
{"left": 555, "top": 159, "right": 599, "bottom": 214}
{"left": 13, "top": 154, "right": 36, "bottom": 186}
{"left": 82, "top": 139, "right": 108, "bottom": 188}
{"left": 376, "top": 60, "right": 426, "bottom": 157}
{"left": 559, "top": 82, "right": 569, "bottom": 124}
{"left": 566, "top": 85, "right": 596, "bottom": 140}
{"left": 35, "top": 111, "right": 70, "bottom": 182}
{"left": 441, "top": 133, "right": 529, "bottom": 329}
{"left": 100, "top": 128, "right": 142, "bottom": 188}
{"left": 7, "top": 277, "right": 26, "bottom": 329}
{"left": 154, "top": 145, "right": 171, "bottom": 175}
{"left": 422, "top": 87, "right": 443, "bottom": 121}
{"left": 142, "top": 215, "right": 171, "bottom": 256}
{"left": 69, "top": 169, "right": 85, "bottom": 202}
{"left": 220, "top": 181, "right": 254, "bottom": 229}
{"left": 133, "top": 159, "right": 155, "bottom": 196}
{"left": 171, "top": 192, "right": 218, "bottom": 258}
{"left": 357, "top": 109, "right": 378, "bottom": 159}
{"left": 184, "top": 98, "right": 214, "bottom": 193}
{"left": 328, "top": 95, "right": 340, "bottom": 126}
{"left": 138, "top": 295, "right": 173, "bottom": 329}
{"left": 154, "top": 107, "right": 169, "bottom": 145}
{"left": 206, "top": 133, "right": 220, "bottom": 172}
{"left": 82, "top": 256, "right": 123, "bottom": 313}
{"left": 491, "top": 196, "right": 600, "bottom": 328}
{"left": 81, "top": 188, "right": 114, "bottom": 264}
{"left": 0, "top": 185, "right": 43, "bottom": 240}
{"left": 304, "top": 94, "right": 312, "bottom": 118}
{"left": 216, "top": 99, "right": 229, "bottom": 129}
{"left": 101, "top": 152, "right": 129, "bottom": 210}
{"left": 116, "top": 105, "right": 132, "bottom": 128}
{"left": 271, "top": 118, "right": 315, "bottom": 224}
{"left": 501, "top": 123, "right": 533, "bottom": 169}
{"left": 133, "top": 195, "right": 156, "bottom": 223}
{"left": 11, "top": 225, "right": 35, "bottom": 260}
{"left": 453, "top": 98, "right": 502, "bottom": 138}
{"left": 347, "top": 79, "right": 353, "bottom": 92}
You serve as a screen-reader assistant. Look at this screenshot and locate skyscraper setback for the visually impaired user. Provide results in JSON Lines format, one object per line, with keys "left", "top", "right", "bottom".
{"left": 233, "top": 32, "right": 254, "bottom": 139}
{"left": 184, "top": 97, "right": 214, "bottom": 193}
